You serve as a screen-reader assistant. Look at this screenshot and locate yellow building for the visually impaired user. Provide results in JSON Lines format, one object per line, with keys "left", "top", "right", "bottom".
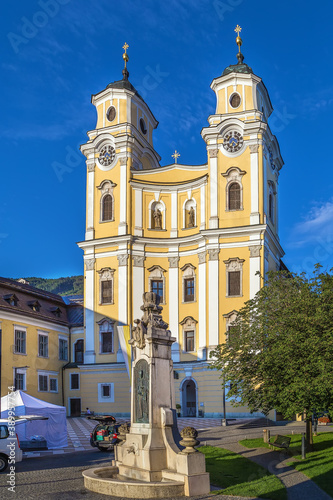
{"left": 0, "top": 278, "right": 83, "bottom": 407}
{"left": 70, "top": 31, "right": 285, "bottom": 419}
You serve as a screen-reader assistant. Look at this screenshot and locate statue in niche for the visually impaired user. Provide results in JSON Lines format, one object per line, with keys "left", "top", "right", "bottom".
{"left": 135, "top": 359, "right": 149, "bottom": 423}
{"left": 153, "top": 208, "right": 162, "bottom": 229}
{"left": 188, "top": 206, "right": 195, "bottom": 227}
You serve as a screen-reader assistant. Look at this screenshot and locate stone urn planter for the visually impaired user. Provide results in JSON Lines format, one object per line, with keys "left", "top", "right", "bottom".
{"left": 179, "top": 426, "right": 199, "bottom": 454}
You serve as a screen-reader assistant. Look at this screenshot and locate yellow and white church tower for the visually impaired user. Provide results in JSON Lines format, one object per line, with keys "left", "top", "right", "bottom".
{"left": 65, "top": 28, "right": 285, "bottom": 418}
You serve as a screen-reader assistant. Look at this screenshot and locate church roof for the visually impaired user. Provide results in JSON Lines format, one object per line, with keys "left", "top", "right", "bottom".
{"left": 222, "top": 62, "right": 253, "bottom": 77}
{"left": 106, "top": 78, "right": 143, "bottom": 98}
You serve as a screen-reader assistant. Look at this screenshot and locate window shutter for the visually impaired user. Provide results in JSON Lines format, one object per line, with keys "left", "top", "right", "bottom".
{"left": 228, "top": 271, "right": 241, "bottom": 296}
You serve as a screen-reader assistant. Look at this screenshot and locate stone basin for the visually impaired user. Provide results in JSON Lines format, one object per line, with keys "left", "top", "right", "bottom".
{"left": 83, "top": 466, "right": 185, "bottom": 498}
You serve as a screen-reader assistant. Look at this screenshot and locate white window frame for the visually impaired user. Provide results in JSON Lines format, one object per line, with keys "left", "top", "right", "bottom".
{"left": 97, "top": 180, "right": 116, "bottom": 223}
{"left": 38, "top": 330, "right": 49, "bottom": 358}
{"left": 14, "top": 326, "right": 27, "bottom": 355}
{"left": 14, "top": 368, "right": 27, "bottom": 391}
{"left": 38, "top": 373, "right": 48, "bottom": 392}
{"left": 98, "top": 267, "right": 115, "bottom": 305}
{"left": 180, "top": 316, "right": 198, "bottom": 353}
{"left": 70, "top": 373, "right": 80, "bottom": 390}
{"left": 181, "top": 264, "right": 196, "bottom": 303}
{"left": 59, "top": 336, "right": 68, "bottom": 361}
{"left": 38, "top": 370, "right": 59, "bottom": 393}
{"left": 148, "top": 265, "right": 166, "bottom": 304}
{"left": 49, "top": 378, "right": 58, "bottom": 393}
{"left": 98, "top": 382, "right": 114, "bottom": 403}
{"left": 97, "top": 318, "right": 114, "bottom": 354}
{"left": 222, "top": 167, "right": 246, "bottom": 211}
{"left": 73, "top": 338, "right": 84, "bottom": 363}
{"left": 224, "top": 257, "right": 244, "bottom": 297}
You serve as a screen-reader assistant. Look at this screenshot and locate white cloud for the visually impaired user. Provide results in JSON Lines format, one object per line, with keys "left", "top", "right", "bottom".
{"left": 289, "top": 200, "right": 333, "bottom": 248}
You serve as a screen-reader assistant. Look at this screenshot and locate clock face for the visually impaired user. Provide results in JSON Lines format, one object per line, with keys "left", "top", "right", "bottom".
{"left": 99, "top": 145, "right": 116, "bottom": 166}
{"left": 223, "top": 131, "right": 244, "bottom": 153}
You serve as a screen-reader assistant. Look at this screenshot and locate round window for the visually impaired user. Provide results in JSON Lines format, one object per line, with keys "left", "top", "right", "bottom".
{"left": 230, "top": 93, "right": 241, "bottom": 109}
{"left": 139, "top": 118, "right": 147, "bottom": 134}
{"left": 106, "top": 106, "right": 116, "bottom": 122}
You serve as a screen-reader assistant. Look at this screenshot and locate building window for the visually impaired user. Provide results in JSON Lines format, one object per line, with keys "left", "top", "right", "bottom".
{"left": 228, "top": 271, "right": 241, "bottom": 296}
{"left": 28, "top": 300, "right": 41, "bottom": 312}
{"left": 4, "top": 294, "right": 18, "bottom": 306}
{"left": 185, "top": 330, "right": 195, "bottom": 352}
{"left": 180, "top": 316, "right": 198, "bottom": 353}
{"left": 102, "top": 194, "right": 113, "bottom": 221}
{"left": 50, "top": 307, "right": 62, "bottom": 317}
{"left": 222, "top": 167, "right": 246, "bottom": 211}
{"left": 148, "top": 265, "right": 166, "bottom": 304}
{"left": 98, "top": 382, "right": 114, "bottom": 403}
{"left": 49, "top": 378, "right": 58, "bottom": 392}
{"left": 74, "top": 339, "right": 84, "bottom": 363}
{"left": 15, "top": 373, "right": 25, "bottom": 390}
{"left": 59, "top": 338, "right": 68, "bottom": 361}
{"left": 224, "top": 258, "right": 244, "bottom": 297}
{"left": 70, "top": 373, "right": 80, "bottom": 390}
{"left": 181, "top": 264, "right": 196, "bottom": 303}
{"left": 38, "top": 334, "right": 48, "bottom": 357}
{"left": 98, "top": 319, "right": 114, "bottom": 354}
{"left": 151, "top": 280, "right": 163, "bottom": 301}
{"left": 39, "top": 375, "right": 48, "bottom": 392}
{"left": 14, "top": 330, "right": 26, "bottom": 354}
{"left": 228, "top": 182, "right": 241, "bottom": 210}
{"left": 183, "top": 199, "right": 196, "bottom": 229}
{"left": 98, "top": 267, "right": 115, "bottom": 305}
{"left": 268, "top": 181, "right": 276, "bottom": 223}
{"left": 98, "top": 180, "right": 116, "bottom": 222}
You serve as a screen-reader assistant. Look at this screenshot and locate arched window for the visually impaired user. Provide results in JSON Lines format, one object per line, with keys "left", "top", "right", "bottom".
{"left": 74, "top": 339, "right": 84, "bottom": 364}
{"left": 102, "top": 194, "right": 113, "bottom": 221}
{"left": 97, "top": 180, "right": 116, "bottom": 222}
{"left": 228, "top": 182, "right": 241, "bottom": 210}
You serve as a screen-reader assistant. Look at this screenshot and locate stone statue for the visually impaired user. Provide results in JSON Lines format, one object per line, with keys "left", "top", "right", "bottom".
{"left": 188, "top": 206, "right": 195, "bottom": 227}
{"left": 153, "top": 208, "right": 162, "bottom": 229}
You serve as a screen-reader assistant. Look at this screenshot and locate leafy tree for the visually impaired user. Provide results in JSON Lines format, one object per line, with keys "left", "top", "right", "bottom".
{"left": 210, "top": 265, "right": 333, "bottom": 445}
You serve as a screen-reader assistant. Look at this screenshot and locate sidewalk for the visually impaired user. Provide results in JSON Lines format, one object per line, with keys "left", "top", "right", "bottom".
{"left": 23, "top": 416, "right": 223, "bottom": 458}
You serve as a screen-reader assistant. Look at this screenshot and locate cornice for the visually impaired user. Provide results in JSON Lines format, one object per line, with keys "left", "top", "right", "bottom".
{"left": 130, "top": 174, "right": 208, "bottom": 192}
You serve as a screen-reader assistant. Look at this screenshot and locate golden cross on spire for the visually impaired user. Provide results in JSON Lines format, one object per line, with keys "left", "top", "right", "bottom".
{"left": 234, "top": 25, "right": 242, "bottom": 35}
{"left": 172, "top": 150, "right": 181, "bottom": 163}
{"left": 122, "top": 42, "right": 129, "bottom": 69}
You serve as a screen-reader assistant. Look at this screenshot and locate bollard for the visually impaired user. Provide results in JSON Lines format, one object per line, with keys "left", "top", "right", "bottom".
{"left": 301, "top": 433, "right": 306, "bottom": 459}
{"left": 263, "top": 429, "right": 270, "bottom": 443}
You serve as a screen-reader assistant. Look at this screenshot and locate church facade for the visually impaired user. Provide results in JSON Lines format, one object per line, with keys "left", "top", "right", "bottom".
{"left": 65, "top": 29, "right": 284, "bottom": 419}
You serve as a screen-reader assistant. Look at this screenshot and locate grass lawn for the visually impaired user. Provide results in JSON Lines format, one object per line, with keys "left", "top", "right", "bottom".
{"left": 240, "top": 432, "right": 333, "bottom": 498}
{"left": 200, "top": 446, "right": 287, "bottom": 500}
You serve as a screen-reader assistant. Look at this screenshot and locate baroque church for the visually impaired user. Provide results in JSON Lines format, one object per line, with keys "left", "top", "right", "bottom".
{"left": 64, "top": 27, "right": 285, "bottom": 419}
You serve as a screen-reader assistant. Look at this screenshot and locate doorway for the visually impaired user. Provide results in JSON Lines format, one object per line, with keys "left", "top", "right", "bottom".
{"left": 70, "top": 398, "right": 81, "bottom": 417}
{"left": 182, "top": 379, "right": 197, "bottom": 417}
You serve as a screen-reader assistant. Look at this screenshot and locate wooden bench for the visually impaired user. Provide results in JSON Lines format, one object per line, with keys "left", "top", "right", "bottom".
{"left": 269, "top": 435, "right": 291, "bottom": 452}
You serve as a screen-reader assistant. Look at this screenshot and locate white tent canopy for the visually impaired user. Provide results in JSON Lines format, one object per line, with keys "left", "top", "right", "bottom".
{"left": 0, "top": 391, "right": 67, "bottom": 449}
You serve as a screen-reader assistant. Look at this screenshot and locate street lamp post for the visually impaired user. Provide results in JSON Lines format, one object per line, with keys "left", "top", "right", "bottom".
{"left": 221, "top": 377, "right": 228, "bottom": 426}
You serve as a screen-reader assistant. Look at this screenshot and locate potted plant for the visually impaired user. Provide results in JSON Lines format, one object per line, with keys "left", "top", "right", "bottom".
{"left": 176, "top": 404, "right": 181, "bottom": 417}
{"left": 318, "top": 415, "right": 331, "bottom": 426}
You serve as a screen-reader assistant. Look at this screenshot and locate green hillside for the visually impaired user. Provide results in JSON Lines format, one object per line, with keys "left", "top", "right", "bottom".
{"left": 20, "top": 276, "right": 84, "bottom": 296}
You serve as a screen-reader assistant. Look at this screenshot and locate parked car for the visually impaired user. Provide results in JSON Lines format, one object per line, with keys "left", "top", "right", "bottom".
{"left": 0, "top": 415, "right": 48, "bottom": 472}
{"left": 88, "top": 415, "right": 121, "bottom": 452}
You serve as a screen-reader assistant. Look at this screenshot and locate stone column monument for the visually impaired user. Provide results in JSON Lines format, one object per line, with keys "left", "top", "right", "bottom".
{"left": 83, "top": 292, "right": 210, "bottom": 498}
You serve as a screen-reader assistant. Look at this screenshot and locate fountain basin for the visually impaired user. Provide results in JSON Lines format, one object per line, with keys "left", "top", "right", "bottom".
{"left": 82, "top": 466, "right": 185, "bottom": 498}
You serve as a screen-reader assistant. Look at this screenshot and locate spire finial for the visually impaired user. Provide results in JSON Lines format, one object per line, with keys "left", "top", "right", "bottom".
{"left": 172, "top": 150, "right": 181, "bottom": 164}
{"left": 122, "top": 42, "right": 129, "bottom": 80}
{"left": 234, "top": 25, "right": 244, "bottom": 64}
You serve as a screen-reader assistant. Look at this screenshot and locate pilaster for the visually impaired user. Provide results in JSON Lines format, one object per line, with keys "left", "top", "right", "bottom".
{"left": 84, "top": 257, "right": 96, "bottom": 363}
{"left": 168, "top": 255, "right": 180, "bottom": 362}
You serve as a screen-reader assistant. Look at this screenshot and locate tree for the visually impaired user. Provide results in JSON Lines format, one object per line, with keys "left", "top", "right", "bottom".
{"left": 210, "top": 265, "right": 333, "bottom": 445}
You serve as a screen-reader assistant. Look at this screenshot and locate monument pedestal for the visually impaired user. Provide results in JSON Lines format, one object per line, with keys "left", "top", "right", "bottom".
{"left": 83, "top": 293, "right": 210, "bottom": 497}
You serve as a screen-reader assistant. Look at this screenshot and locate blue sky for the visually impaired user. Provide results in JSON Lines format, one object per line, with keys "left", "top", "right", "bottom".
{"left": 1, "top": 0, "right": 333, "bottom": 278}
